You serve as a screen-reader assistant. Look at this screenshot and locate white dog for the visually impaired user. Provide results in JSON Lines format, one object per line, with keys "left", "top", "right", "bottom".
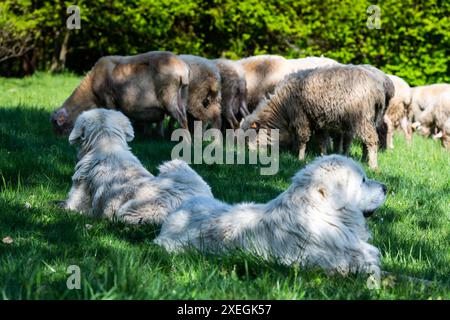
{"left": 59, "top": 108, "right": 213, "bottom": 225}
{"left": 155, "top": 155, "right": 387, "bottom": 275}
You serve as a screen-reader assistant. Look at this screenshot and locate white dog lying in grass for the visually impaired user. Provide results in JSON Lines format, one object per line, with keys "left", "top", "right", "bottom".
{"left": 59, "top": 108, "right": 212, "bottom": 225}
{"left": 155, "top": 155, "right": 387, "bottom": 275}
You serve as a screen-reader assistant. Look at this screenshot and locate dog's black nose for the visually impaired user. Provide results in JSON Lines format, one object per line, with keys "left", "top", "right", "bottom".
{"left": 381, "top": 184, "right": 387, "bottom": 194}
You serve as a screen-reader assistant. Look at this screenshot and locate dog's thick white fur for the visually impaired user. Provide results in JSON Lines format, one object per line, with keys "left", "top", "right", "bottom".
{"left": 155, "top": 155, "right": 386, "bottom": 275}
{"left": 60, "top": 108, "right": 213, "bottom": 224}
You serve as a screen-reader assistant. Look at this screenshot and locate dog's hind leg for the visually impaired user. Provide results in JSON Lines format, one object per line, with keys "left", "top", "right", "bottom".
{"left": 60, "top": 180, "right": 92, "bottom": 214}
{"left": 117, "top": 199, "right": 169, "bottom": 225}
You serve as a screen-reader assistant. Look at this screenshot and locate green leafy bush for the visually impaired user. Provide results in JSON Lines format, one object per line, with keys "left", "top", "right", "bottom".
{"left": 1, "top": 0, "right": 448, "bottom": 85}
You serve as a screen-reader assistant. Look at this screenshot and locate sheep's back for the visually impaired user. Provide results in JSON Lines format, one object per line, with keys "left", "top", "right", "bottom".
{"left": 292, "top": 66, "right": 384, "bottom": 128}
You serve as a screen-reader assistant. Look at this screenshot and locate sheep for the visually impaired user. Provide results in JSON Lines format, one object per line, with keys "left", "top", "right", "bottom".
{"left": 238, "top": 55, "right": 339, "bottom": 113}
{"left": 415, "top": 91, "right": 450, "bottom": 138}
{"left": 213, "top": 59, "right": 250, "bottom": 129}
{"left": 410, "top": 84, "right": 450, "bottom": 122}
{"left": 383, "top": 74, "right": 413, "bottom": 149}
{"left": 289, "top": 56, "right": 340, "bottom": 72}
{"left": 51, "top": 51, "right": 189, "bottom": 136}
{"left": 238, "top": 55, "right": 291, "bottom": 112}
{"left": 241, "top": 65, "right": 394, "bottom": 170}
{"left": 179, "top": 54, "right": 222, "bottom": 130}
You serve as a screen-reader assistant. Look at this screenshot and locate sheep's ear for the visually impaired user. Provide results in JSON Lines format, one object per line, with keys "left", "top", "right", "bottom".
{"left": 68, "top": 118, "right": 85, "bottom": 145}
{"left": 250, "top": 121, "right": 260, "bottom": 131}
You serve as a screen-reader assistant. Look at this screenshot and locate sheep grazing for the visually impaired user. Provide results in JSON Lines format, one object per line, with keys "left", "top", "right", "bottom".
{"left": 410, "top": 84, "right": 450, "bottom": 121}
{"left": 241, "top": 65, "right": 394, "bottom": 170}
{"left": 51, "top": 51, "right": 189, "bottom": 136}
{"left": 238, "top": 55, "right": 339, "bottom": 113}
{"left": 179, "top": 55, "right": 222, "bottom": 130}
{"left": 415, "top": 91, "right": 450, "bottom": 138}
{"left": 213, "top": 59, "right": 250, "bottom": 129}
{"left": 238, "top": 55, "right": 291, "bottom": 112}
{"left": 384, "top": 74, "right": 413, "bottom": 149}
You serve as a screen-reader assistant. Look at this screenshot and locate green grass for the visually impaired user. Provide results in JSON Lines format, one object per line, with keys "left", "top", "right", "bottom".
{"left": 0, "top": 72, "right": 449, "bottom": 300}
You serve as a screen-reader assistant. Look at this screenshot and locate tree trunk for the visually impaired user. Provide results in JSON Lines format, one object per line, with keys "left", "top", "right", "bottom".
{"left": 50, "top": 31, "right": 70, "bottom": 73}
{"left": 22, "top": 51, "right": 36, "bottom": 76}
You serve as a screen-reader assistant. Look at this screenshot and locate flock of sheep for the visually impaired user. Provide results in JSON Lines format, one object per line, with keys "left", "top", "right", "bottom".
{"left": 51, "top": 51, "right": 450, "bottom": 169}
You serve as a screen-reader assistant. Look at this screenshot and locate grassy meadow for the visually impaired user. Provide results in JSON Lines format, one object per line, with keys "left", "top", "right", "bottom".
{"left": 0, "top": 73, "right": 449, "bottom": 299}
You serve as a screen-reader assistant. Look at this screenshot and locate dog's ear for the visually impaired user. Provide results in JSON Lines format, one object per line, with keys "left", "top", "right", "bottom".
{"left": 69, "top": 117, "right": 86, "bottom": 145}
{"left": 123, "top": 120, "right": 134, "bottom": 142}
{"left": 317, "top": 186, "right": 327, "bottom": 198}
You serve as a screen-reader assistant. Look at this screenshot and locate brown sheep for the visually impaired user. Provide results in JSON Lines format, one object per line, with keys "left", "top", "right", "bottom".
{"left": 179, "top": 55, "right": 222, "bottom": 130}
{"left": 384, "top": 74, "right": 412, "bottom": 149}
{"left": 241, "top": 65, "right": 394, "bottom": 170}
{"left": 416, "top": 91, "right": 450, "bottom": 138}
{"left": 51, "top": 51, "right": 189, "bottom": 136}
{"left": 410, "top": 84, "right": 450, "bottom": 121}
{"left": 213, "top": 58, "right": 250, "bottom": 129}
{"left": 238, "top": 55, "right": 291, "bottom": 112}
{"left": 238, "top": 55, "right": 339, "bottom": 113}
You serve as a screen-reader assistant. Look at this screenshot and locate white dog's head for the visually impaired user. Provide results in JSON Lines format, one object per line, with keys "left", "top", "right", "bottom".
{"left": 292, "top": 155, "right": 387, "bottom": 218}
{"left": 68, "top": 109, "right": 134, "bottom": 152}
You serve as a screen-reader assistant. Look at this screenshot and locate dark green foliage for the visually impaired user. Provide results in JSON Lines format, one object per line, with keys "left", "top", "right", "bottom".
{"left": 1, "top": 1, "right": 449, "bottom": 85}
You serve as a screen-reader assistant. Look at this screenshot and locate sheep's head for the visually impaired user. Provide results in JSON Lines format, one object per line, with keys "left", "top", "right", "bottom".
{"left": 187, "top": 76, "right": 222, "bottom": 129}
{"left": 412, "top": 121, "right": 432, "bottom": 137}
{"left": 51, "top": 103, "right": 95, "bottom": 136}
{"left": 240, "top": 114, "right": 293, "bottom": 150}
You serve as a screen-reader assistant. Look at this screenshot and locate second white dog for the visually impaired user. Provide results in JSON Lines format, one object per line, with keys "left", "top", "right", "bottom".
{"left": 155, "top": 155, "right": 387, "bottom": 275}
{"left": 60, "top": 108, "right": 213, "bottom": 225}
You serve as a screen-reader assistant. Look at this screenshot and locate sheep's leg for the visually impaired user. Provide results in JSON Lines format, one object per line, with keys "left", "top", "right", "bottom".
{"left": 155, "top": 120, "right": 165, "bottom": 138}
{"left": 296, "top": 121, "right": 311, "bottom": 161}
{"left": 384, "top": 115, "right": 395, "bottom": 149}
{"left": 400, "top": 116, "right": 412, "bottom": 145}
{"left": 231, "top": 113, "right": 240, "bottom": 128}
{"left": 315, "top": 129, "right": 329, "bottom": 155}
{"left": 226, "top": 110, "right": 239, "bottom": 129}
{"left": 368, "top": 146, "right": 378, "bottom": 169}
{"left": 332, "top": 133, "right": 343, "bottom": 154}
{"left": 133, "top": 120, "right": 145, "bottom": 137}
{"left": 357, "top": 121, "right": 379, "bottom": 170}
{"left": 211, "top": 115, "right": 222, "bottom": 130}
{"left": 167, "top": 117, "right": 176, "bottom": 133}
{"left": 298, "top": 144, "right": 307, "bottom": 160}
{"left": 240, "top": 100, "right": 250, "bottom": 117}
{"left": 342, "top": 132, "right": 354, "bottom": 155}
{"left": 187, "top": 114, "right": 196, "bottom": 133}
